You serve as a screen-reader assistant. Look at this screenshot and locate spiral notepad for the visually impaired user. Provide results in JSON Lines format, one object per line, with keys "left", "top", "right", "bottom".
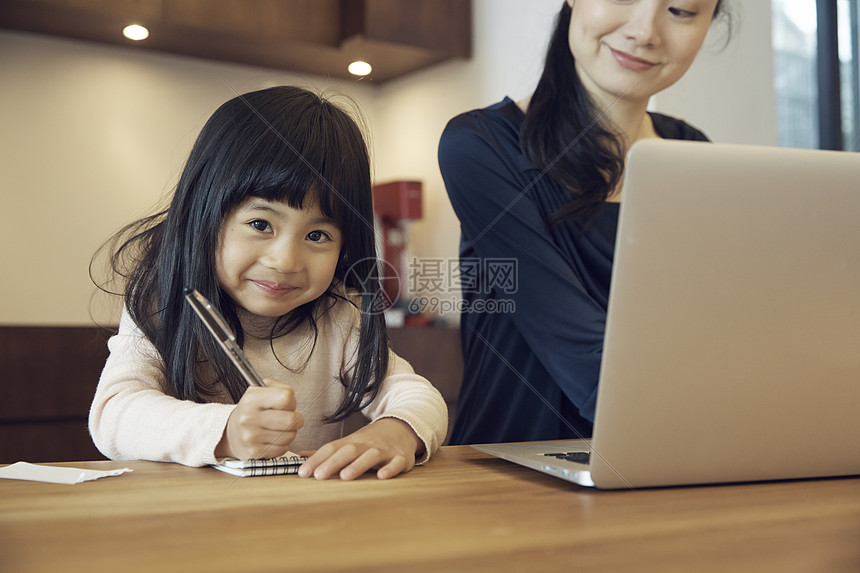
{"left": 211, "top": 453, "right": 307, "bottom": 477}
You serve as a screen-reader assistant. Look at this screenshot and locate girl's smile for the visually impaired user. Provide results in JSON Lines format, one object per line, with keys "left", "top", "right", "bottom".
{"left": 251, "top": 280, "right": 298, "bottom": 297}
{"left": 216, "top": 197, "right": 342, "bottom": 319}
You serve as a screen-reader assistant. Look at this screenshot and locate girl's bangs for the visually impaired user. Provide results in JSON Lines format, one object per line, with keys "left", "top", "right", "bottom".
{"left": 232, "top": 120, "right": 356, "bottom": 230}
{"left": 245, "top": 166, "right": 349, "bottom": 231}
{"left": 217, "top": 88, "right": 369, "bottom": 235}
{"left": 224, "top": 159, "right": 332, "bottom": 230}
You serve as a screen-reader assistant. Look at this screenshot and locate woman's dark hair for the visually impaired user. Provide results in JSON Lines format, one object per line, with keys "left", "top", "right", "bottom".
{"left": 92, "top": 85, "right": 387, "bottom": 422}
{"left": 521, "top": 0, "right": 730, "bottom": 222}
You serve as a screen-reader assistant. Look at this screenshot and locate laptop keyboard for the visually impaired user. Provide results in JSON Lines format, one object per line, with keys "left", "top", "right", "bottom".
{"left": 543, "top": 451, "right": 591, "bottom": 465}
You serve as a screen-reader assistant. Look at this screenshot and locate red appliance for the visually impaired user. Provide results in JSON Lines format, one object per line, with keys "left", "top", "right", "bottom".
{"left": 373, "top": 180, "right": 422, "bottom": 304}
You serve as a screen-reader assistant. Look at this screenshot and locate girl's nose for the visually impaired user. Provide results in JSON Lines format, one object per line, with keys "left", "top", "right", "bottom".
{"left": 261, "top": 240, "right": 303, "bottom": 273}
{"left": 623, "top": 3, "right": 662, "bottom": 47}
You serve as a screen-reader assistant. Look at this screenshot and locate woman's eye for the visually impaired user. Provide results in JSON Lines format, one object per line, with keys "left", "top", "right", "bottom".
{"left": 249, "top": 219, "right": 271, "bottom": 232}
{"left": 307, "top": 230, "right": 330, "bottom": 243}
{"left": 669, "top": 7, "right": 697, "bottom": 18}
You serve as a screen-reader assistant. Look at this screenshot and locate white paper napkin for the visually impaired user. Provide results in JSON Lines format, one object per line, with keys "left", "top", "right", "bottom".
{"left": 0, "top": 461, "right": 133, "bottom": 484}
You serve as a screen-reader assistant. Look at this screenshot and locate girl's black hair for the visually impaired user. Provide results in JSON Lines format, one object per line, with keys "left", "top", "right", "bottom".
{"left": 521, "top": 0, "right": 730, "bottom": 222}
{"left": 92, "top": 85, "right": 387, "bottom": 422}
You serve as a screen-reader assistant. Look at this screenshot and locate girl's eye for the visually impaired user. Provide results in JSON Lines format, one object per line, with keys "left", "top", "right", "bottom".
{"left": 306, "top": 230, "right": 331, "bottom": 243}
{"left": 249, "top": 219, "right": 271, "bottom": 233}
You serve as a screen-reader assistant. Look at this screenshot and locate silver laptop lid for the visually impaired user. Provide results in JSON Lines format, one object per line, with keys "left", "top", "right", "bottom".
{"left": 590, "top": 140, "right": 860, "bottom": 488}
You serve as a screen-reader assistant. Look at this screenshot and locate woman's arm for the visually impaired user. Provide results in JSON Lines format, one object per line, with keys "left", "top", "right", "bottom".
{"left": 438, "top": 113, "right": 609, "bottom": 421}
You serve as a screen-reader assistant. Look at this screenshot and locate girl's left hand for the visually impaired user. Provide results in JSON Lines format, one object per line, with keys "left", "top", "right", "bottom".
{"left": 297, "top": 418, "right": 423, "bottom": 480}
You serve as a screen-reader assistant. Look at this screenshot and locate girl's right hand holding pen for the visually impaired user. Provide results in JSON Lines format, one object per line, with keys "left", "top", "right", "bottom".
{"left": 214, "top": 379, "right": 305, "bottom": 460}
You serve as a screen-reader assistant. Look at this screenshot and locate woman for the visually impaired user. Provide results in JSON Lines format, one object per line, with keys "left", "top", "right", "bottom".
{"left": 438, "top": 0, "right": 729, "bottom": 444}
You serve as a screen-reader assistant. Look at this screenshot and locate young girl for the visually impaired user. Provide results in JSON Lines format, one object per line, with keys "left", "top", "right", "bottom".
{"left": 438, "top": 0, "right": 730, "bottom": 444}
{"left": 90, "top": 86, "right": 447, "bottom": 480}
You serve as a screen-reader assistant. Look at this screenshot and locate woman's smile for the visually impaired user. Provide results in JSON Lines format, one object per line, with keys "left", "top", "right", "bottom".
{"left": 568, "top": 0, "right": 719, "bottom": 106}
{"left": 609, "top": 47, "right": 657, "bottom": 72}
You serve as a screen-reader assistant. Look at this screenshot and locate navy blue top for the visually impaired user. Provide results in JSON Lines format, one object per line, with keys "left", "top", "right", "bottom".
{"left": 438, "top": 97, "right": 709, "bottom": 445}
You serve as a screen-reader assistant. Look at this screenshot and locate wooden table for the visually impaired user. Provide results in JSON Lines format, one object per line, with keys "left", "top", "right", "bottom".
{"left": 2, "top": 445, "right": 859, "bottom": 572}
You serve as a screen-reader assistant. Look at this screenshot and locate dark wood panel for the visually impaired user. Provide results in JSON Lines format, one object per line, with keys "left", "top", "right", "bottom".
{"left": 388, "top": 326, "right": 462, "bottom": 403}
{"left": 0, "top": 325, "right": 112, "bottom": 463}
{"left": 361, "top": 0, "right": 471, "bottom": 57}
{"left": 31, "top": 0, "right": 162, "bottom": 20}
{"left": 389, "top": 325, "right": 463, "bottom": 445}
{"left": 0, "top": 326, "right": 111, "bottom": 421}
{"left": 0, "top": 0, "right": 471, "bottom": 83}
{"left": 165, "top": 0, "right": 342, "bottom": 45}
{"left": 0, "top": 420, "right": 104, "bottom": 463}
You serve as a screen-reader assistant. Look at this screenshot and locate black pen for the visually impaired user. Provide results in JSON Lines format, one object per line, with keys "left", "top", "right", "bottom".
{"left": 184, "top": 286, "right": 266, "bottom": 387}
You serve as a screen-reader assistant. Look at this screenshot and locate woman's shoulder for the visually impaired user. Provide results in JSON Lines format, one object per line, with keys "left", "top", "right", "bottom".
{"left": 439, "top": 96, "right": 533, "bottom": 178}
{"left": 649, "top": 112, "right": 711, "bottom": 142}
{"left": 441, "top": 97, "right": 523, "bottom": 145}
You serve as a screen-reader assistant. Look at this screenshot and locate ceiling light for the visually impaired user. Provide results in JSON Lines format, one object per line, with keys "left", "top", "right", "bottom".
{"left": 123, "top": 24, "right": 149, "bottom": 41}
{"left": 348, "top": 61, "right": 372, "bottom": 77}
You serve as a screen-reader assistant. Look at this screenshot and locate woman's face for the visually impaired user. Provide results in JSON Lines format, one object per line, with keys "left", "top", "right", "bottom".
{"left": 568, "top": 0, "right": 719, "bottom": 107}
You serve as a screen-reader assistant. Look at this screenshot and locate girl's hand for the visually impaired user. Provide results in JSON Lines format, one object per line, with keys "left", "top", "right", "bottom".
{"left": 215, "top": 379, "right": 305, "bottom": 460}
{"left": 297, "top": 418, "right": 423, "bottom": 481}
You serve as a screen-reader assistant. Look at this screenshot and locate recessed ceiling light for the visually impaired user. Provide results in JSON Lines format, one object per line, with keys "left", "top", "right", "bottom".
{"left": 123, "top": 24, "right": 149, "bottom": 41}
{"left": 348, "top": 61, "right": 372, "bottom": 77}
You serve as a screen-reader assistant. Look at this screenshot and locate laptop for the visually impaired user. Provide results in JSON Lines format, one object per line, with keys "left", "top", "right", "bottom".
{"left": 473, "top": 139, "right": 860, "bottom": 489}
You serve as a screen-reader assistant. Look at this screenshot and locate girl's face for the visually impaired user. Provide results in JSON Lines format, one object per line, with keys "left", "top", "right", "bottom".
{"left": 215, "top": 197, "right": 342, "bottom": 319}
{"left": 568, "top": 0, "right": 719, "bottom": 107}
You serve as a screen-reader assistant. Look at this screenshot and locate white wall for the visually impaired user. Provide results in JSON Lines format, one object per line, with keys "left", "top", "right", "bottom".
{"left": 0, "top": 0, "right": 776, "bottom": 326}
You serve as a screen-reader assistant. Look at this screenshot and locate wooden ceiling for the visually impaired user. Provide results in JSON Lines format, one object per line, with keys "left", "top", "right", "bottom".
{"left": 0, "top": 0, "right": 472, "bottom": 83}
